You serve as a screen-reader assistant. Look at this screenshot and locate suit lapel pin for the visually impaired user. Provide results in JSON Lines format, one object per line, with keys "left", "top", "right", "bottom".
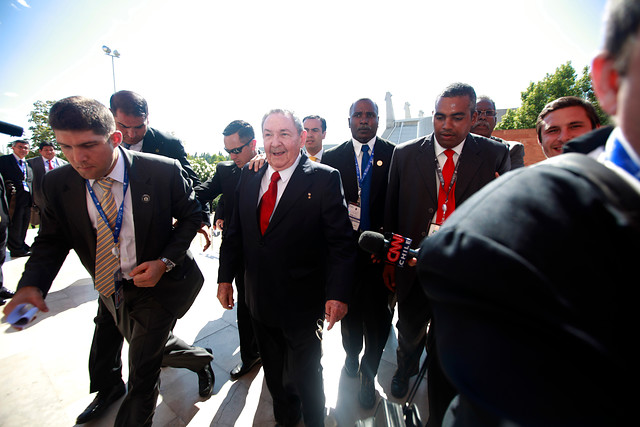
{"left": 155, "top": 149, "right": 160, "bottom": 153}
{"left": 377, "top": 160, "right": 383, "bottom": 166}
{"left": 308, "top": 192, "right": 312, "bottom": 199}
{"left": 142, "top": 194, "right": 151, "bottom": 203}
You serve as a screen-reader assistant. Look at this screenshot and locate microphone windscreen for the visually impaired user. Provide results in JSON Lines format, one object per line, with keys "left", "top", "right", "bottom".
{"left": 358, "top": 230, "right": 386, "bottom": 255}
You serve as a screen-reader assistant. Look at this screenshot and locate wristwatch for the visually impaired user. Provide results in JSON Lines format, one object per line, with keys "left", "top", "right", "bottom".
{"left": 158, "top": 257, "right": 176, "bottom": 272}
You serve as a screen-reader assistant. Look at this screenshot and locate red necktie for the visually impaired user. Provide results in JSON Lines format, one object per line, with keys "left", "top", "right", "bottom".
{"left": 259, "top": 171, "right": 280, "bottom": 235}
{"left": 48, "top": 160, "right": 53, "bottom": 171}
{"left": 436, "top": 149, "right": 456, "bottom": 224}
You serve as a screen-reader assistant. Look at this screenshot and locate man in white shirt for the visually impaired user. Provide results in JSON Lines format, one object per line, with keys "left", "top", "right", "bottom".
{"left": 28, "top": 141, "right": 68, "bottom": 225}
{"left": 303, "top": 115, "right": 326, "bottom": 161}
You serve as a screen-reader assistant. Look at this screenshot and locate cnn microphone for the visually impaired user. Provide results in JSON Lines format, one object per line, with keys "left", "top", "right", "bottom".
{"left": 358, "top": 231, "right": 418, "bottom": 268}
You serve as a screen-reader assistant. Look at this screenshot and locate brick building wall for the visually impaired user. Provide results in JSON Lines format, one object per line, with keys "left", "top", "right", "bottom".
{"left": 492, "top": 128, "right": 546, "bottom": 166}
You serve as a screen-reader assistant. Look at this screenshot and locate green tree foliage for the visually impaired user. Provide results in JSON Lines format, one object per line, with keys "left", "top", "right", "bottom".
{"left": 496, "top": 62, "right": 610, "bottom": 130}
{"left": 27, "top": 100, "right": 57, "bottom": 156}
{"left": 188, "top": 155, "right": 223, "bottom": 183}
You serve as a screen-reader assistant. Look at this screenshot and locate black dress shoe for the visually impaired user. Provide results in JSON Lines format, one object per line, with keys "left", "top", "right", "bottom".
{"left": 230, "top": 357, "right": 261, "bottom": 381}
{"left": 358, "top": 372, "right": 376, "bottom": 409}
{"left": 76, "top": 383, "right": 126, "bottom": 424}
{"left": 0, "top": 286, "right": 15, "bottom": 299}
{"left": 344, "top": 354, "right": 359, "bottom": 377}
{"left": 197, "top": 347, "right": 215, "bottom": 397}
{"left": 390, "top": 372, "right": 409, "bottom": 398}
{"left": 9, "top": 250, "right": 30, "bottom": 258}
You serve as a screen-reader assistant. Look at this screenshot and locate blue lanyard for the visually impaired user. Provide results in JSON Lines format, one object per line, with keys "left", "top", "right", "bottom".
{"left": 85, "top": 166, "right": 129, "bottom": 245}
{"left": 353, "top": 145, "right": 375, "bottom": 188}
{"left": 606, "top": 135, "right": 640, "bottom": 182}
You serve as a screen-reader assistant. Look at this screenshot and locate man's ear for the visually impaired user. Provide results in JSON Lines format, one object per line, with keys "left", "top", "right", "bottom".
{"left": 591, "top": 53, "right": 619, "bottom": 116}
{"left": 110, "top": 130, "right": 123, "bottom": 147}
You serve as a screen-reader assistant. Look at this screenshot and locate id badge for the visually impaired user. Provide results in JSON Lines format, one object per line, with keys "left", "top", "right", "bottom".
{"left": 114, "top": 269, "right": 124, "bottom": 309}
{"left": 427, "top": 223, "right": 441, "bottom": 237}
{"left": 348, "top": 202, "right": 361, "bottom": 231}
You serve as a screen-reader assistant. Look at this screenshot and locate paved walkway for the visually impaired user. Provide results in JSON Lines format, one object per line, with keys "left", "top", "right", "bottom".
{"left": 0, "top": 229, "right": 428, "bottom": 426}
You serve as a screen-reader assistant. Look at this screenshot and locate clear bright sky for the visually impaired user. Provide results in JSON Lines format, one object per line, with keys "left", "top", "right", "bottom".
{"left": 0, "top": 0, "right": 607, "bottom": 155}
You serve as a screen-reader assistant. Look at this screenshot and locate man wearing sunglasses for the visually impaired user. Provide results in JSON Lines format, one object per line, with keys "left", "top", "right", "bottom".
{"left": 470, "top": 96, "right": 525, "bottom": 169}
{"left": 195, "top": 120, "right": 261, "bottom": 380}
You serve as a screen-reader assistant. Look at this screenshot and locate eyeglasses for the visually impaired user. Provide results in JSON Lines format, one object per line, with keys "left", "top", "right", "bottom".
{"left": 224, "top": 139, "right": 252, "bottom": 155}
{"left": 477, "top": 110, "right": 497, "bottom": 118}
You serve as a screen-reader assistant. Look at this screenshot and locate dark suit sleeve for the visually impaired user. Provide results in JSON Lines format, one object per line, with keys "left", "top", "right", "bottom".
{"left": 162, "top": 162, "right": 203, "bottom": 265}
{"left": 509, "top": 142, "right": 525, "bottom": 169}
{"left": 16, "top": 172, "right": 73, "bottom": 296}
{"left": 384, "top": 146, "right": 400, "bottom": 233}
{"left": 217, "top": 168, "right": 248, "bottom": 284}
{"left": 322, "top": 168, "right": 356, "bottom": 303}
{"left": 194, "top": 163, "right": 224, "bottom": 226}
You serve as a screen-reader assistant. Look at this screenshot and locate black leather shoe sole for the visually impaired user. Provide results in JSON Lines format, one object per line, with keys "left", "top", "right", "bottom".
{"left": 197, "top": 347, "right": 215, "bottom": 397}
{"left": 76, "top": 383, "right": 126, "bottom": 424}
{"left": 230, "top": 358, "right": 261, "bottom": 381}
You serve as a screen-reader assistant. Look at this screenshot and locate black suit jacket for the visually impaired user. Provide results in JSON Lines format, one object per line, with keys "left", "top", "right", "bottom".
{"left": 218, "top": 155, "right": 355, "bottom": 327}
{"left": 417, "top": 146, "right": 638, "bottom": 426}
{"left": 142, "top": 127, "right": 200, "bottom": 187}
{"left": 0, "top": 154, "right": 33, "bottom": 207}
{"left": 27, "top": 156, "right": 67, "bottom": 211}
{"left": 385, "top": 133, "right": 510, "bottom": 299}
{"left": 194, "top": 161, "right": 239, "bottom": 228}
{"left": 322, "top": 137, "right": 395, "bottom": 234}
{"left": 17, "top": 148, "right": 204, "bottom": 319}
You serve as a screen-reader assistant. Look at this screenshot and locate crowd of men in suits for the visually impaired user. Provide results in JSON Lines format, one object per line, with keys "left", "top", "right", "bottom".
{"left": 2, "top": 0, "right": 636, "bottom": 424}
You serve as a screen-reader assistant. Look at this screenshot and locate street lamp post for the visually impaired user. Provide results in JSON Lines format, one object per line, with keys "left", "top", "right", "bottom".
{"left": 102, "top": 45, "right": 120, "bottom": 93}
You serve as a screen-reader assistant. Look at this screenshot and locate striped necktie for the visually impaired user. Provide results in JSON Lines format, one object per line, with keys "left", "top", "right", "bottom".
{"left": 94, "top": 177, "right": 119, "bottom": 297}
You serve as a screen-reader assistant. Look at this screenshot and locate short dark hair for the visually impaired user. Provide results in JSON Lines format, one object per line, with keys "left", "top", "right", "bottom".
{"left": 349, "top": 99, "right": 379, "bottom": 116}
{"left": 109, "top": 90, "right": 148, "bottom": 118}
{"left": 303, "top": 115, "right": 327, "bottom": 132}
{"left": 223, "top": 120, "right": 255, "bottom": 143}
{"left": 49, "top": 96, "right": 116, "bottom": 136}
{"left": 261, "top": 109, "right": 303, "bottom": 135}
{"left": 602, "top": 0, "right": 640, "bottom": 75}
{"left": 11, "top": 139, "right": 29, "bottom": 147}
{"left": 437, "top": 83, "right": 477, "bottom": 114}
{"left": 536, "top": 96, "right": 600, "bottom": 141}
{"left": 39, "top": 141, "right": 55, "bottom": 150}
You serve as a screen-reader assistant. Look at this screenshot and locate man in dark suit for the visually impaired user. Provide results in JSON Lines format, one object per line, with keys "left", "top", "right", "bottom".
{"left": 109, "top": 90, "right": 200, "bottom": 187}
{"left": 218, "top": 109, "right": 355, "bottom": 427}
{"left": 470, "top": 95, "right": 525, "bottom": 169}
{"left": 417, "top": 3, "right": 640, "bottom": 420}
{"left": 0, "top": 174, "right": 12, "bottom": 305}
{"left": 195, "top": 120, "right": 261, "bottom": 380}
{"left": 322, "top": 98, "right": 395, "bottom": 408}
{"left": 384, "top": 83, "right": 510, "bottom": 424}
{"left": 0, "top": 139, "right": 33, "bottom": 257}
{"left": 3, "top": 97, "right": 213, "bottom": 426}
{"left": 27, "top": 141, "right": 67, "bottom": 225}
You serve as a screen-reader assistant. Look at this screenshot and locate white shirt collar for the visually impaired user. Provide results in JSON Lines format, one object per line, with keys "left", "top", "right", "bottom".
{"left": 352, "top": 136, "right": 376, "bottom": 156}
{"left": 265, "top": 153, "right": 301, "bottom": 184}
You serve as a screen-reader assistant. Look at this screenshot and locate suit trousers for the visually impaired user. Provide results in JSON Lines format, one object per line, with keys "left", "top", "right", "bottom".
{"left": 396, "top": 275, "right": 431, "bottom": 377}
{"left": 91, "top": 281, "right": 211, "bottom": 426}
{"left": 235, "top": 270, "right": 260, "bottom": 364}
{"left": 251, "top": 315, "right": 325, "bottom": 427}
{"left": 7, "top": 191, "right": 30, "bottom": 253}
{"left": 341, "top": 253, "right": 393, "bottom": 379}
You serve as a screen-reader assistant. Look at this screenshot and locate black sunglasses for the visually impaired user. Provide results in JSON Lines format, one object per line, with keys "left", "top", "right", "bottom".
{"left": 224, "top": 139, "right": 253, "bottom": 155}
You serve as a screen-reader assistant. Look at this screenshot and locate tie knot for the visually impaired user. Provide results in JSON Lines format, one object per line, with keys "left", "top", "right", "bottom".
{"left": 362, "top": 145, "right": 370, "bottom": 154}
{"left": 445, "top": 149, "right": 455, "bottom": 159}
{"left": 270, "top": 171, "right": 281, "bottom": 183}
{"left": 97, "top": 177, "right": 115, "bottom": 192}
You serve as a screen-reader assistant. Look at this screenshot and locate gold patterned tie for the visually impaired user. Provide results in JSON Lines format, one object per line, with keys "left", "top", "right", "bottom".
{"left": 309, "top": 155, "right": 318, "bottom": 162}
{"left": 94, "top": 177, "right": 119, "bottom": 297}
